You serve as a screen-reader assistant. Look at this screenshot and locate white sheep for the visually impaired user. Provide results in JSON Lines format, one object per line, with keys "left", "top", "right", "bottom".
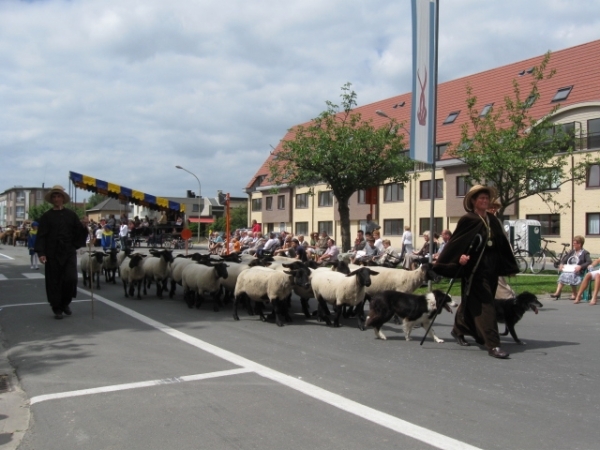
{"left": 168, "top": 253, "right": 212, "bottom": 299}
{"left": 310, "top": 267, "right": 378, "bottom": 329}
{"left": 142, "top": 249, "right": 174, "bottom": 299}
{"left": 364, "top": 264, "right": 440, "bottom": 299}
{"left": 80, "top": 251, "right": 106, "bottom": 290}
{"left": 181, "top": 261, "right": 229, "bottom": 310}
{"left": 233, "top": 265, "right": 311, "bottom": 327}
{"left": 119, "top": 253, "right": 147, "bottom": 299}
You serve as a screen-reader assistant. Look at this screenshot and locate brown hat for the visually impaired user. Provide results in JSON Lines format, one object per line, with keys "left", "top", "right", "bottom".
{"left": 44, "top": 185, "right": 71, "bottom": 204}
{"left": 463, "top": 185, "right": 497, "bottom": 212}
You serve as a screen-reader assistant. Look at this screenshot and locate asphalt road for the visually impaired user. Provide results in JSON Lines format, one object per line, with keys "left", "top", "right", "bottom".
{"left": 1, "top": 244, "right": 599, "bottom": 450}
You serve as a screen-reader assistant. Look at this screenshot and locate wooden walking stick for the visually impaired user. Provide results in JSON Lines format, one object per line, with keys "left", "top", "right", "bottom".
{"left": 420, "top": 233, "right": 483, "bottom": 346}
{"left": 87, "top": 228, "right": 95, "bottom": 319}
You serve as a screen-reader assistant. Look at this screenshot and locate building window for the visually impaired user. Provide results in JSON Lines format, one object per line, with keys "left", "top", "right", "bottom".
{"left": 296, "top": 193, "right": 308, "bottom": 209}
{"left": 383, "top": 219, "right": 404, "bottom": 236}
{"left": 419, "top": 217, "right": 443, "bottom": 236}
{"left": 192, "top": 204, "right": 199, "bottom": 212}
{"left": 456, "top": 176, "right": 469, "bottom": 197}
{"left": 435, "top": 143, "right": 447, "bottom": 161}
{"left": 318, "top": 221, "right": 333, "bottom": 236}
{"left": 266, "top": 197, "right": 273, "bottom": 211}
{"left": 318, "top": 191, "right": 333, "bottom": 207}
{"left": 420, "top": 179, "right": 443, "bottom": 199}
{"left": 384, "top": 183, "right": 404, "bottom": 202}
{"left": 295, "top": 222, "right": 309, "bottom": 236}
{"left": 479, "top": 103, "right": 493, "bottom": 117}
{"left": 587, "top": 165, "right": 600, "bottom": 188}
{"left": 552, "top": 86, "right": 573, "bottom": 102}
{"left": 587, "top": 214, "right": 600, "bottom": 235}
{"left": 526, "top": 214, "right": 560, "bottom": 236}
{"left": 357, "top": 189, "right": 366, "bottom": 204}
{"left": 528, "top": 168, "right": 560, "bottom": 192}
{"left": 251, "top": 198, "right": 262, "bottom": 212}
{"left": 277, "top": 195, "right": 285, "bottom": 210}
{"left": 16, "top": 206, "right": 25, "bottom": 218}
{"left": 588, "top": 118, "right": 600, "bottom": 150}
{"left": 443, "top": 111, "right": 460, "bottom": 124}
{"left": 16, "top": 191, "right": 25, "bottom": 202}
{"left": 36, "top": 191, "right": 42, "bottom": 200}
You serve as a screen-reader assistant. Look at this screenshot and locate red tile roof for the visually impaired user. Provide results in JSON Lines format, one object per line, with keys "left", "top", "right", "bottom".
{"left": 247, "top": 39, "right": 600, "bottom": 190}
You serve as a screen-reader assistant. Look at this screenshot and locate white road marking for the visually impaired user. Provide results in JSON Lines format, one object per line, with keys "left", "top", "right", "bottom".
{"left": 29, "top": 368, "right": 252, "bottom": 405}
{"left": 66, "top": 289, "right": 483, "bottom": 450}
{"left": 0, "top": 272, "right": 82, "bottom": 281}
{"left": 0, "top": 253, "right": 15, "bottom": 260}
{"left": 23, "top": 273, "right": 45, "bottom": 279}
{"left": 0, "top": 300, "right": 91, "bottom": 308}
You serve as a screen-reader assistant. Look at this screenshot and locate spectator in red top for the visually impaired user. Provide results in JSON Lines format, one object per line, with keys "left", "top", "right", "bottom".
{"left": 251, "top": 219, "right": 262, "bottom": 233}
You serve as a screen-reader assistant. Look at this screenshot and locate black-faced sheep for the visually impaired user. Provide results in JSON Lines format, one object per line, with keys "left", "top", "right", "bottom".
{"left": 102, "top": 248, "right": 119, "bottom": 284}
{"left": 309, "top": 266, "right": 379, "bottom": 329}
{"left": 119, "top": 253, "right": 147, "bottom": 299}
{"left": 143, "top": 249, "right": 174, "bottom": 298}
{"left": 168, "top": 253, "right": 212, "bottom": 299}
{"left": 181, "top": 261, "right": 229, "bottom": 310}
{"left": 80, "top": 251, "right": 106, "bottom": 289}
{"left": 233, "top": 265, "right": 311, "bottom": 327}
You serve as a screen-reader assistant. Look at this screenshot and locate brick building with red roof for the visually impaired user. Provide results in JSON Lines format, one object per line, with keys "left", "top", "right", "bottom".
{"left": 246, "top": 39, "right": 600, "bottom": 255}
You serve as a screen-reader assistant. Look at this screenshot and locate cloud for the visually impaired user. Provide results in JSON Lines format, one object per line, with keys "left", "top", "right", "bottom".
{"left": 1, "top": 0, "right": 599, "bottom": 202}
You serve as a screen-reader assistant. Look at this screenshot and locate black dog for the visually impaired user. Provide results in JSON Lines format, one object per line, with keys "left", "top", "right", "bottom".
{"left": 494, "top": 291, "right": 543, "bottom": 345}
{"left": 365, "top": 289, "right": 456, "bottom": 342}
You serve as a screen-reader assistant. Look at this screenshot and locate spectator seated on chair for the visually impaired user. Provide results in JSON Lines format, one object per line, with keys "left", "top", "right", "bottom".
{"left": 574, "top": 257, "right": 600, "bottom": 305}
{"left": 404, "top": 230, "right": 437, "bottom": 270}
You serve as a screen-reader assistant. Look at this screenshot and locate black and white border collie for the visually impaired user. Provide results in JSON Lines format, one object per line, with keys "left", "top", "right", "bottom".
{"left": 365, "top": 289, "right": 457, "bottom": 342}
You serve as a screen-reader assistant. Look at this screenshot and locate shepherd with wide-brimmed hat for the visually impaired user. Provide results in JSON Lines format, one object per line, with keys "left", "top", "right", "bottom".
{"left": 433, "top": 184, "right": 519, "bottom": 359}
{"left": 34, "top": 185, "right": 89, "bottom": 319}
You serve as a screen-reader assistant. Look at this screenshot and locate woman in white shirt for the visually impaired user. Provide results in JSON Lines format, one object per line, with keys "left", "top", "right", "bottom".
{"left": 400, "top": 225, "right": 413, "bottom": 260}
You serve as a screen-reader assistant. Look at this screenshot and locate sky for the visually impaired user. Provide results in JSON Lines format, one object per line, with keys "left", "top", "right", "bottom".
{"left": 1, "top": 0, "right": 600, "bottom": 202}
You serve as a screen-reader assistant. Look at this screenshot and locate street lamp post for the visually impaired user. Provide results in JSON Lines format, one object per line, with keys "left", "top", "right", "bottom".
{"left": 175, "top": 165, "right": 202, "bottom": 243}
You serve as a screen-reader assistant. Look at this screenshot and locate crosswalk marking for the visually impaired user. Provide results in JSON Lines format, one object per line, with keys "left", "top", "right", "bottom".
{"left": 0, "top": 273, "right": 83, "bottom": 281}
{"left": 23, "top": 273, "right": 45, "bottom": 279}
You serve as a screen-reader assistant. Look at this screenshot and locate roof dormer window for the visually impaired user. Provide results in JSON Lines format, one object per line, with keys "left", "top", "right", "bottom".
{"left": 443, "top": 111, "right": 460, "bottom": 124}
{"left": 552, "top": 86, "right": 573, "bottom": 102}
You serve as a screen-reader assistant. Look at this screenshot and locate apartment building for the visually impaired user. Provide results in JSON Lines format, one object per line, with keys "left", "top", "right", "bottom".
{"left": 0, "top": 186, "right": 47, "bottom": 228}
{"left": 246, "top": 40, "right": 600, "bottom": 254}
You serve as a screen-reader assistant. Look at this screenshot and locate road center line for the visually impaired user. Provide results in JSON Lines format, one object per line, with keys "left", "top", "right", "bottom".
{"left": 29, "top": 368, "right": 252, "bottom": 405}
{"left": 71, "top": 289, "right": 482, "bottom": 450}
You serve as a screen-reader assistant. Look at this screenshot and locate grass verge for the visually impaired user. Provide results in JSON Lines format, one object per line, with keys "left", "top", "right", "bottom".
{"left": 414, "top": 274, "right": 558, "bottom": 297}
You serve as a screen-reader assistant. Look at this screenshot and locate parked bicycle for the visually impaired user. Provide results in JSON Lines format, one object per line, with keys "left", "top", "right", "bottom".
{"left": 529, "top": 238, "right": 570, "bottom": 274}
{"left": 163, "top": 236, "right": 194, "bottom": 250}
{"left": 512, "top": 236, "right": 531, "bottom": 274}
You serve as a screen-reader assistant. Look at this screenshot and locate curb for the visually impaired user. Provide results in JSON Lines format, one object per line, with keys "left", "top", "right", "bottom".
{"left": 0, "top": 325, "right": 30, "bottom": 450}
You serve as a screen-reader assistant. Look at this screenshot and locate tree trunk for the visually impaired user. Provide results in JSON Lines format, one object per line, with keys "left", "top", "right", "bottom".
{"left": 337, "top": 199, "right": 351, "bottom": 252}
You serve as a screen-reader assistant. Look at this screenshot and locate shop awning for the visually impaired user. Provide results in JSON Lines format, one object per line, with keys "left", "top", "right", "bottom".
{"left": 188, "top": 218, "right": 214, "bottom": 223}
{"left": 69, "top": 171, "right": 185, "bottom": 213}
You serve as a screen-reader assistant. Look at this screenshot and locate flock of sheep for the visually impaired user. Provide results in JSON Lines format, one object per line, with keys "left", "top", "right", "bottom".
{"left": 78, "top": 248, "right": 441, "bottom": 334}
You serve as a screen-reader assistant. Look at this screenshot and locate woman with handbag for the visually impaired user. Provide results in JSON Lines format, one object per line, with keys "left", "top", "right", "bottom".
{"left": 550, "top": 235, "right": 592, "bottom": 300}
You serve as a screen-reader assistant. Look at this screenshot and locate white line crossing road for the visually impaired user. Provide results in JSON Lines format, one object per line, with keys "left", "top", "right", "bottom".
{"left": 0, "top": 272, "right": 82, "bottom": 281}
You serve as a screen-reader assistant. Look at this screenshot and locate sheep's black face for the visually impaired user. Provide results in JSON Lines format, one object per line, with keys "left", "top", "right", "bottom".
{"left": 291, "top": 267, "right": 311, "bottom": 288}
{"left": 215, "top": 263, "right": 228, "bottom": 279}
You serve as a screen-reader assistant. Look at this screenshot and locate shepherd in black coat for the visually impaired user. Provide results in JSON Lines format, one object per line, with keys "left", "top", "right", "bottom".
{"left": 35, "top": 185, "right": 89, "bottom": 319}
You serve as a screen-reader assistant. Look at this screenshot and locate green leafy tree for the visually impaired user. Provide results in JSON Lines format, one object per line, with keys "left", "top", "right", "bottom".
{"left": 452, "top": 52, "right": 598, "bottom": 216}
{"left": 269, "top": 83, "right": 413, "bottom": 251}
{"left": 212, "top": 204, "right": 248, "bottom": 234}
{"left": 28, "top": 203, "right": 52, "bottom": 221}
{"left": 28, "top": 203, "right": 85, "bottom": 221}
{"left": 86, "top": 193, "right": 107, "bottom": 208}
